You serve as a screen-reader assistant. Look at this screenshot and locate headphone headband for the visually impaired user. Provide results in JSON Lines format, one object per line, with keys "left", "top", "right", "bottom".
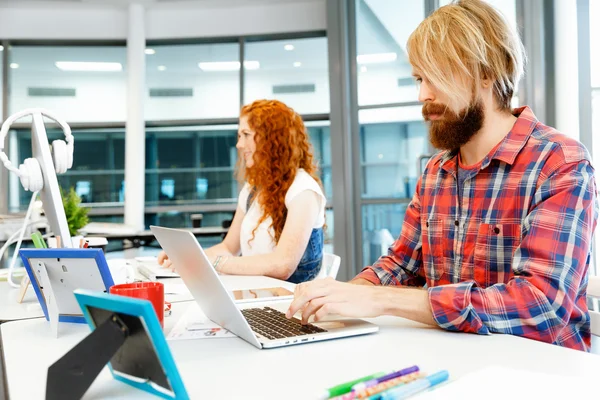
{"left": 0, "top": 108, "right": 74, "bottom": 176}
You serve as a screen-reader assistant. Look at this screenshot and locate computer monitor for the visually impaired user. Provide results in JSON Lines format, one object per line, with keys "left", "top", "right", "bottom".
{"left": 31, "top": 113, "right": 72, "bottom": 247}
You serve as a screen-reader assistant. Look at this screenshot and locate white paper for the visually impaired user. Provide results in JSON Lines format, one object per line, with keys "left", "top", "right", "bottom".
{"left": 163, "top": 283, "right": 191, "bottom": 295}
{"left": 414, "top": 366, "right": 590, "bottom": 400}
{"left": 166, "top": 303, "right": 236, "bottom": 341}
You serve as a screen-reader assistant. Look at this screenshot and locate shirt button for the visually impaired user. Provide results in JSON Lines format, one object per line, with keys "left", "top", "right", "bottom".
{"left": 454, "top": 220, "right": 459, "bottom": 226}
{"left": 494, "top": 227, "right": 500, "bottom": 234}
{"left": 426, "top": 222, "right": 429, "bottom": 227}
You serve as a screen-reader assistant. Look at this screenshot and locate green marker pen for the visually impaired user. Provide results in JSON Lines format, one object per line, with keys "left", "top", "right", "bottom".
{"left": 319, "top": 371, "right": 387, "bottom": 399}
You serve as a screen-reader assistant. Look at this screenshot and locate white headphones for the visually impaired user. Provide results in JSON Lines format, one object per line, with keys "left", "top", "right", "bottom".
{"left": 0, "top": 108, "right": 74, "bottom": 192}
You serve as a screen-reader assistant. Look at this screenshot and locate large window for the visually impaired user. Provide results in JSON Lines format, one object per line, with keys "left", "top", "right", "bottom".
{"left": 359, "top": 107, "right": 428, "bottom": 265}
{"left": 356, "top": 0, "right": 423, "bottom": 106}
{"left": 9, "top": 45, "right": 127, "bottom": 122}
{"left": 11, "top": 127, "right": 125, "bottom": 212}
{"left": 145, "top": 42, "right": 240, "bottom": 120}
{"left": 145, "top": 125, "right": 239, "bottom": 206}
{"left": 244, "top": 36, "right": 330, "bottom": 114}
{"left": 355, "top": 0, "right": 429, "bottom": 266}
{"left": 6, "top": 35, "right": 331, "bottom": 233}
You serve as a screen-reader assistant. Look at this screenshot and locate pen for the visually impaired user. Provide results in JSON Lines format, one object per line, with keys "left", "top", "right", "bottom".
{"left": 320, "top": 372, "right": 387, "bottom": 399}
{"left": 353, "top": 366, "right": 419, "bottom": 392}
{"left": 379, "top": 370, "right": 449, "bottom": 400}
{"left": 31, "top": 232, "right": 48, "bottom": 249}
{"left": 356, "top": 371, "right": 422, "bottom": 399}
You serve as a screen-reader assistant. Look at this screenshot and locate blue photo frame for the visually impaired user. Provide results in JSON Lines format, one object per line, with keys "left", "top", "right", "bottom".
{"left": 19, "top": 248, "right": 115, "bottom": 323}
{"left": 74, "top": 289, "right": 189, "bottom": 400}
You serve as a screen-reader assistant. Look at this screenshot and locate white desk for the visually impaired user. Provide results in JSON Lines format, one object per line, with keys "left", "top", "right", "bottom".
{"left": 0, "top": 257, "right": 259, "bottom": 322}
{"left": 0, "top": 283, "right": 44, "bottom": 322}
{"left": 2, "top": 274, "right": 600, "bottom": 399}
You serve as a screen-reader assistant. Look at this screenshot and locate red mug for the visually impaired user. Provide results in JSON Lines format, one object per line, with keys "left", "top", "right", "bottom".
{"left": 109, "top": 282, "right": 165, "bottom": 328}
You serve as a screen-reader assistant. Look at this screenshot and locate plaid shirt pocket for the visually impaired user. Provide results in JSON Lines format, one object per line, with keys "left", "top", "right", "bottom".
{"left": 474, "top": 223, "right": 521, "bottom": 287}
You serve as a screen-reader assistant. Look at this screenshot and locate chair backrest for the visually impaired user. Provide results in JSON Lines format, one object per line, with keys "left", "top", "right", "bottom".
{"left": 588, "top": 276, "right": 600, "bottom": 337}
{"left": 315, "top": 253, "right": 341, "bottom": 280}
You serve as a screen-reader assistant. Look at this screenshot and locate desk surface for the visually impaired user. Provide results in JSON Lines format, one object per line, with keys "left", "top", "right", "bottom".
{"left": 0, "top": 257, "right": 266, "bottom": 322}
{"left": 0, "top": 283, "right": 45, "bottom": 322}
{"left": 2, "top": 274, "right": 600, "bottom": 399}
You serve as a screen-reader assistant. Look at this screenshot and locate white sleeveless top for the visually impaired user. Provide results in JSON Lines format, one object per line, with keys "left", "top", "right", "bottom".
{"left": 238, "top": 169, "right": 326, "bottom": 256}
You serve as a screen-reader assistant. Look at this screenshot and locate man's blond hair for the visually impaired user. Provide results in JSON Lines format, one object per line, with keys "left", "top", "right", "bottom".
{"left": 407, "top": 0, "right": 526, "bottom": 114}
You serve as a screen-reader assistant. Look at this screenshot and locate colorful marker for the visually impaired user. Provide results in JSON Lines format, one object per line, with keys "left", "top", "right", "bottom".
{"left": 320, "top": 372, "right": 388, "bottom": 399}
{"left": 356, "top": 371, "right": 422, "bottom": 399}
{"left": 352, "top": 365, "right": 419, "bottom": 392}
{"left": 379, "top": 370, "right": 449, "bottom": 400}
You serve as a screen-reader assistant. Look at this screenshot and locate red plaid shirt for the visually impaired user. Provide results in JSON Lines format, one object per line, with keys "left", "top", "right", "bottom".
{"left": 357, "top": 107, "right": 598, "bottom": 351}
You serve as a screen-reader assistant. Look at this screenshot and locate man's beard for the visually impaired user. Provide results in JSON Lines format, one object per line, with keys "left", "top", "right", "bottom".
{"left": 422, "top": 100, "right": 484, "bottom": 152}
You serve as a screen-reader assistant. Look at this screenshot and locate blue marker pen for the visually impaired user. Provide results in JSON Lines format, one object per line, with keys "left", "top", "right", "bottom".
{"left": 379, "top": 370, "right": 449, "bottom": 400}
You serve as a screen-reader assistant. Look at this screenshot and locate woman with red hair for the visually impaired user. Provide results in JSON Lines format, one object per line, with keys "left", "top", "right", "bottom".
{"left": 159, "top": 99, "right": 326, "bottom": 283}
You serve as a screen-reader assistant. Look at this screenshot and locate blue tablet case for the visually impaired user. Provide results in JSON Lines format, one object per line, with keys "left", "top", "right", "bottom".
{"left": 74, "top": 289, "right": 189, "bottom": 400}
{"left": 19, "top": 248, "right": 114, "bottom": 323}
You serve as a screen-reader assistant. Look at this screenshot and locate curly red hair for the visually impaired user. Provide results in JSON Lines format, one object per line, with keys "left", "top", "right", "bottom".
{"left": 237, "top": 99, "right": 323, "bottom": 244}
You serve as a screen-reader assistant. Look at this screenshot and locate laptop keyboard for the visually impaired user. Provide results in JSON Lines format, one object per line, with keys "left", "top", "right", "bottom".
{"left": 241, "top": 307, "right": 328, "bottom": 340}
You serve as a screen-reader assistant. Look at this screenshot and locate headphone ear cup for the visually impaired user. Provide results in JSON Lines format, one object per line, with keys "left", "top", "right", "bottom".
{"left": 19, "top": 158, "right": 44, "bottom": 192}
{"left": 51, "top": 140, "right": 69, "bottom": 174}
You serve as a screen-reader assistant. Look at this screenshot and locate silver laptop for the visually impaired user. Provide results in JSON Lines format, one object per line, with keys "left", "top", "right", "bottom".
{"left": 150, "top": 226, "right": 379, "bottom": 349}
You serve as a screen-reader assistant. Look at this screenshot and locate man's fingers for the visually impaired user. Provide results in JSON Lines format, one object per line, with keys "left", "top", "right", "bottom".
{"left": 314, "top": 302, "right": 342, "bottom": 322}
{"left": 286, "top": 281, "right": 334, "bottom": 318}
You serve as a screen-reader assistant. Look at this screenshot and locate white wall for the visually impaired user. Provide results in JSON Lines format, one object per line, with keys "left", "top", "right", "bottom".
{"left": 0, "top": 1, "right": 326, "bottom": 40}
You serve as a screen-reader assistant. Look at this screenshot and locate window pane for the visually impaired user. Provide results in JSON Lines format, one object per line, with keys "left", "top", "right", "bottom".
{"left": 11, "top": 128, "right": 125, "bottom": 211}
{"left": 9, "top": 45, "right": 127, "bottom": 122}
{"left": 359, "top": 106, "right": 429, "bottom": 199}
{"left": 592, "top": 0, "right": 600, "bottom": 89}
{"left": 244, "top": 37, "right": 329, "bottom": 114}
{"left": 356, "top": 0, "right": 424, "bottom": 106}
{"left": 145, "top": 126, "right": 238, "bottom": 206}
{"left": 362, "top": 203, "right": 406, "bottom": 266}
{"left": 145, "top": 43, "right": 240, "bottom": 120}
{"left": 306, "top": 121, "right": 332, "bottom": 200}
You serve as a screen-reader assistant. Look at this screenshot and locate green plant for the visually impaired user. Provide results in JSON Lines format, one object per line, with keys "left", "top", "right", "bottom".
{"left": 62, "top": 187, "right": 90, "bottom": 236}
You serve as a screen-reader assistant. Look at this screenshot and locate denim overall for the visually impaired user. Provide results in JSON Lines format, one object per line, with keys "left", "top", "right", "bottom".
{"left": 246, "top": 188, "right": 323, "bottom": 283}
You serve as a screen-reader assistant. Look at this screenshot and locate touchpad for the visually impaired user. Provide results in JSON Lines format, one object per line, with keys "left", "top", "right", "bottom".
{"left": 313, "top": 321, "right": 346, "bottom": 330}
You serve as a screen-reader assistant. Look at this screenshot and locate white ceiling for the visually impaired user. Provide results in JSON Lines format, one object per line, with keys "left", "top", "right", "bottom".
{"left": 0, "top": 0, "right": 322, "bottom": 7}
{"left": 4, "top": 0, "right": 412, "bottom": 76}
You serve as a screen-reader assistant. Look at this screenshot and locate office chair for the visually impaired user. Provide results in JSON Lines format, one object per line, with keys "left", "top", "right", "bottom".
{"left": 315, "top": 252, "right": 341, "bottom": 280}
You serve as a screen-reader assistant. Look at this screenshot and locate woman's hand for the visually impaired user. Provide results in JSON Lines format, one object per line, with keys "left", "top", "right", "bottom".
{"left": 157, "top": 250, "right": 173, "bottom": 270}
